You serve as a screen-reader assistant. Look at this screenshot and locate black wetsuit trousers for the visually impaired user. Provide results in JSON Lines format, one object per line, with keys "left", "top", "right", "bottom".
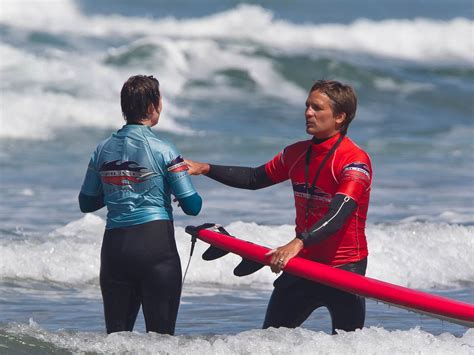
{"left": 100, "top": 220, "right": 182, "bottom": 334}
{"left": 263, "top": 258, "right": 367, "bottom": 334}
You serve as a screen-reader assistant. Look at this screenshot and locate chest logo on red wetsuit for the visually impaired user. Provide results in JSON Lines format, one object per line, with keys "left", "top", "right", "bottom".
{"left": 99, "top": 160, "right": 156, "bottom": 186}
{"left": 292, "top": 183, "right": 331, "bottom": 201}
{"left": 166, "top": 155, "right": 188, "bottom": 173}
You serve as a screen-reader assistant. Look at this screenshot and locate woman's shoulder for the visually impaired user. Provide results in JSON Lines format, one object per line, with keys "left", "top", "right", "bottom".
{"left": 147, "top": 134, "right": 179, "bottom": 154}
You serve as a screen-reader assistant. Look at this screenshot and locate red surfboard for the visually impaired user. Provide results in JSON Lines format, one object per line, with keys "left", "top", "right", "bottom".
{"left": 185, "top": 224, "right": 474, "bottom": 327}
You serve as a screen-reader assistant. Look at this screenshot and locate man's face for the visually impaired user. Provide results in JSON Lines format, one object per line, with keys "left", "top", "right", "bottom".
{"left": 304, "top": 90, "right": 345, "bottom": 139}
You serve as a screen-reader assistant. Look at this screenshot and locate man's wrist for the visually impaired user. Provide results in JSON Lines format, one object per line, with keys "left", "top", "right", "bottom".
{"left": 295, "top": 232, "right": 308, "bottom": 246}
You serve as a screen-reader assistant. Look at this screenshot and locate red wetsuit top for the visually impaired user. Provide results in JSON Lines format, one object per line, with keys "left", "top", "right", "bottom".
{"left": 264, "top": 133, "right": 372, "bottom": 266}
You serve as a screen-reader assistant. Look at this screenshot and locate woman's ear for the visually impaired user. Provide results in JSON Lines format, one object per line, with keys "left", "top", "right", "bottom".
{"left": 147, "top": 103, "right": 156, "bottom": 115}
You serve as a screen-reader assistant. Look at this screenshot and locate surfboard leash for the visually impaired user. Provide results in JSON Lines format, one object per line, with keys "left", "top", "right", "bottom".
{"left": 181, "top": 233, "right": 197, "bottom": 287}
{"left": 181, "top": 223, "right": 227, "bottom": 287}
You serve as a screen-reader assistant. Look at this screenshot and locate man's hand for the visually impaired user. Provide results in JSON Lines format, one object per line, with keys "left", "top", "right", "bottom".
{"left": 265, "top": 238, "right": 304, "bottom": 273}
{"left": 184, "top": 159, "right": 210, "bottom": 176}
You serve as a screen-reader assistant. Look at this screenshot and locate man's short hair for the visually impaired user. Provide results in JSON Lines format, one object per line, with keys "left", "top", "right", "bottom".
{"left": 121, "top": 75, "right": 160, "bottom": 123}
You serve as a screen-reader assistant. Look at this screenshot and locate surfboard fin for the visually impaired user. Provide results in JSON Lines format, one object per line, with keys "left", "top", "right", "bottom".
{"left": 185, "top": 223, "right": 234, "bottom": 261}
{"left": 234, "top": 258, "right": 265, "bottom": 276}
{"left": 202, "top": 245, "right": 229, "bottom": 260}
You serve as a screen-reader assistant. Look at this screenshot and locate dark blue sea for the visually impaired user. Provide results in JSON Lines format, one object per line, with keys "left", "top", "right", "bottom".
{"left": 0, "top": 0, "right": 473, "bottom": 353}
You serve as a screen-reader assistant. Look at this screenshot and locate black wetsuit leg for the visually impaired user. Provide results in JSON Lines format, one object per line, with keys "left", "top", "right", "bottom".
{"left": 262, "top": 278, "right": 318, "bottom": 329}
{"left": 262, "top": 258, "right": 367, "bottom": 334}
{"left": 100, "top": 220, "right": 182, "bottom": 334}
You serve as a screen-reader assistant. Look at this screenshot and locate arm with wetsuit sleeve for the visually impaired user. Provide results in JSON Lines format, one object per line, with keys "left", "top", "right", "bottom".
{"left": 165, "top": 150, "right": 202, "bottom": 216}
{"left": 201, "top": 144, "right": 290, "bottom": 190}
{"left": 177, "top": 193, "right": 202, "bottom": 216}
{"left": 206, "top": 164, "right": 275, "bottom": 190}
{"left": 79, "top": 193, "right": 105, "bottom": 213}
{"left": 297, "top": 193, "right": 357, "bottom": 246}
{"left": 298, "top": 153, "right": 372, "bottom": 247}
{"left": 79, "top": 154, "right": 105, "bottom": 213}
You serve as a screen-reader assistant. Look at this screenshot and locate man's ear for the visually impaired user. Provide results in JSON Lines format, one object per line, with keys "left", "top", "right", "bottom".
{"left": 335, "top": 112, "right": 346, "bottom": 128}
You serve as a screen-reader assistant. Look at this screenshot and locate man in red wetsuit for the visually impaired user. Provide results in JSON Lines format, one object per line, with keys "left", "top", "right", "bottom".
{"left": 186, "top": 80, "right": 372, "bottom": 334}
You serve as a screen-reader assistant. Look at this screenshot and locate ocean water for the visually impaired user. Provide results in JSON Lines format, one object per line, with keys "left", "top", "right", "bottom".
{"left": 1, "top": 0, "right": 473, "bottom": 353}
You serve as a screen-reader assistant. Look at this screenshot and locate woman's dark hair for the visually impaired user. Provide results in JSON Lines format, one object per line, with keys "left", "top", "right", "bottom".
{"left": 310, "top": 80, "right": 357, "bottom": 134}
{"left": 120, "top": 75, "right": 160, "bottom": 123}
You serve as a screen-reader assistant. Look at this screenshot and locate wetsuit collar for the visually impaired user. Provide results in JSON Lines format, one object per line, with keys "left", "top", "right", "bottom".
{"left": 117, "top": 124, "right": 153, "bottom": 135}
{"left": 311, "top": 133, "right": 343, "bottom": 151}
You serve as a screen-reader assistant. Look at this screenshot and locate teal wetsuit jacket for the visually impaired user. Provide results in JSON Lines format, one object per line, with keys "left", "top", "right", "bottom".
{"left": 79, "top": 124, "right": 201, "bottom": 229}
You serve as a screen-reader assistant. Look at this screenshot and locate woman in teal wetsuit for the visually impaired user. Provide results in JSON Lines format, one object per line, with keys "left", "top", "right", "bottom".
{"left": 79, "top": 75, "right": 202, "bottom": 334}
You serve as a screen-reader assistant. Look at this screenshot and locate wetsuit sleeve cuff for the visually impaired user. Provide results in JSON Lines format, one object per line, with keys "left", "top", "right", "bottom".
{"left": 178, "top": 192, "right": 202, "bottom": 216}
{"left": 79, "top": 192, "right": 105, "bottom": 213}
{"left": 296, "top": 232, "right": 309, "bottom": 246}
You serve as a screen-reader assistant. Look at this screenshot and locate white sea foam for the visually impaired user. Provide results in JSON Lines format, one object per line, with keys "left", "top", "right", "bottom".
{"left": 0, "top": 214, "right": 103, "bottom": 284}
{"left": 0, "top": 41, "right": 190, "bottom": 139}
{"left": 1, "top": 2, "right": 472, "bottom": 63}
{"left": 1, "top": 2, "right": 472, "bottom": 139}
{"left": 3, "top": 321, "right": 473, "bottom": 354}
{"left": 373, "top": 77, "right": 435, "bottom": 95}
{"left": 1, "top": 215, "right": 472, "bottom": 290}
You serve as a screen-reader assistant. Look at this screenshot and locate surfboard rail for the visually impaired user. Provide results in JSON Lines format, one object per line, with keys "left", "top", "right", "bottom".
{"left": 185, "top": 224, "right": 474, "bottom": 328}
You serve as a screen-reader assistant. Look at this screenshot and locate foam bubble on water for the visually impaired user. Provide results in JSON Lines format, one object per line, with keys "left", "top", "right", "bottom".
{"left": 3, "top": 322, "right": 473, "bottom": 354}
{"left": 19, "top": 188, "right": 35, "bottom": 197}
